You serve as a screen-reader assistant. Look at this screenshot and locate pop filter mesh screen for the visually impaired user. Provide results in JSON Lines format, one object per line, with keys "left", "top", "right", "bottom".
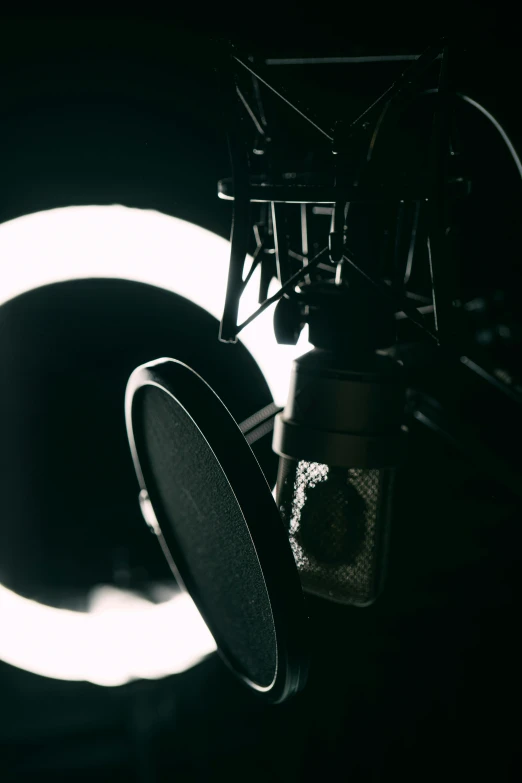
{"left": 135, "top": 384, "right": 277, "bottom": 687}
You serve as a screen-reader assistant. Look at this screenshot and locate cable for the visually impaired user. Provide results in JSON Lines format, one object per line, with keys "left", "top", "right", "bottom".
{"left": 453, "top": 92, "right": 522, "bottom": 182}
{"left": 410, "top": 89, "right": 522, "bottom": 183}
{"left": 364, "top": 88, "right": 522, "bottom": 325}
{"left": 367, "top": 87, "right": 522, "bottom": 185}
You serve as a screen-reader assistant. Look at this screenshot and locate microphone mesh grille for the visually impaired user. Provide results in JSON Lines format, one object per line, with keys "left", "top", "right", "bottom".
{"left": 277, "top": 459, "right": 393, "bottom": 606}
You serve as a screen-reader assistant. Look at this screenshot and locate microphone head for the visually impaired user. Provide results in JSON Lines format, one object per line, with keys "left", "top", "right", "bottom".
{"left": 277, "top": 458, "right": 395, "bottom": 606}
{"left": 273, "top": 348, "right": 405, "bottom": 606}
{"left": 126, "top": 358, "right": 309, "bottom": 702}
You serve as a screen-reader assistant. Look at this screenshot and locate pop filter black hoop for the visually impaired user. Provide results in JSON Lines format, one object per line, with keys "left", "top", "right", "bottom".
{"left": 126, "top": 357, "right": 309, "bottom": 703}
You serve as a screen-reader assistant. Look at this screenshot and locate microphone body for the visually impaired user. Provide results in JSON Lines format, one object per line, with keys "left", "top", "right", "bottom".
{"left": 273, "top": 347, "right": 405, "bottom": 606}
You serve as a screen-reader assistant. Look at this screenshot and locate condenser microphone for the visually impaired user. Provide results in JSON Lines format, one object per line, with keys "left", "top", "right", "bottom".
{"left": 124, "top": 284, "right": 404, "bottom": 701}
{"left": 272, "top": 282, "right": 406, "bottom": 607}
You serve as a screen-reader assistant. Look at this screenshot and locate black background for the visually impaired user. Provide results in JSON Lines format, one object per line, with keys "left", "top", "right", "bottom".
{"left": 0, "top": 11, "right": 521, "bottom": 782}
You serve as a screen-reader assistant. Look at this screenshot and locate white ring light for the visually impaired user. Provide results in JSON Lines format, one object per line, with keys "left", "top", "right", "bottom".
{"left": 0, "top": 204, "right": 310, "bottom": 404}
{"left": 0, "top": 205, "right": 311, "bottom": 686}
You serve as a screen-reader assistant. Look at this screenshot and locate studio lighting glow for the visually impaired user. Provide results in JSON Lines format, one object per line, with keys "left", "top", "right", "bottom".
{"left": 0, "top": 205, "right": 311, "bottom": 686}
{"left": 0, "top": 583, "right": 216, "bottom": 686}
{"left": 0, "top": 205, "right": 310, "bottom": 404}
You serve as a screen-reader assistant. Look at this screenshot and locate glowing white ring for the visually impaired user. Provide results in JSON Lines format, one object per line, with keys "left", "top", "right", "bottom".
{"left": 0, "top": 205, "right": 311, "bottom": 686}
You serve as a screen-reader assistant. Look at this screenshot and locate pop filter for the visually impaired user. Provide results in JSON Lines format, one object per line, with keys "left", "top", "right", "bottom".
{"left": 126, "top": 358, "right": 309, "bottom": 702}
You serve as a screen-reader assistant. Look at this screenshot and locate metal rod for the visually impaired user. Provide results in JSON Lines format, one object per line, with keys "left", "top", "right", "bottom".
{"left": 404, "top": 200, "right": 421, "bottom": 285}
{"left": 404, "top": 289, "right": 431, "bottom": 304}
{"left": 412, "top": 403, "right": 522, "bottom": 500}
{"left": 317, "top": 261, "right": 337, "bottom": 273}
{"left": 342, "top": 253, "right": 439, "bottom": 342}
{"left": 271, "top": 202, "right": 291, "bottom": 284}
{"left": 236, "top": 246, "right": 328, "bottom": 334}
{"left": 243, "top": 417, "right": 280, "bottom": 446}
{"left": 426, "top": 235, "right": 439, "bottom": 335}
{"left": 250, "top": 57, "right": 269, "bottom": 129}
{"left": 259, "top": 206, "right": 275, "bottom": 303}
{"left": 233, "top": 55, "right": 334, "bottom": 142}
{"left": 365, "top": 99, "right": 393, "bottom": 165}
{"left": 460, "top": 356, "right": 522, "bottom": 406}
{"left": 300, "top": 203, "right": 309, "bottom": 257}
{"left": 242, "top": 239, "right": 265, "bottom": 289}
{"left": 265, "top": 54, "right": 441, "bottom": 65}
{"left": 236, "top": 86, "right": 265, "bottom": 136}
{"left": 240, "top": 402, "right": 283, "bottom": 445}
{"left": 392, "top": 200, "right": 406, "bottom": 287}
{"left": 220, "top": 192, "right": 250, "bottom": 343}
{"left": 342, "top": 41, "right": 444, "bottom": 147}
{"left": 300, "top": 203, "right": 310, "bottom": 285}
{"left": 395, "top": 304, "right": 434, "bottom": 319}
{"left": 427, "top": 44, "right": 456, "bottom": 345}
{"left": 217, "top": 49, "right": 251, "bottom": 343}
{"left": 288, "top": 249, "right": 306, "bottom": 263}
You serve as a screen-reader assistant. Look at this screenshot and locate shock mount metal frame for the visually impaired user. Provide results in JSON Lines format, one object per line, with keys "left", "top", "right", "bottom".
{"left": 215, "top": 37, "right": 522, "bottom": 498}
